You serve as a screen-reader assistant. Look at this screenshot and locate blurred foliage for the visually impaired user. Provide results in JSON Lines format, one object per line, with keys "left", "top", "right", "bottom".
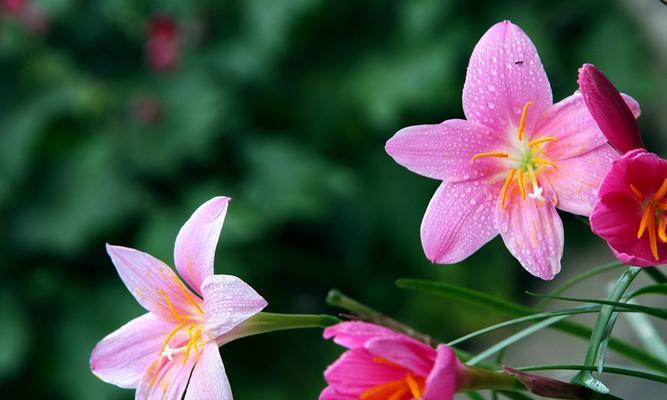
{"left": 0, "top": 0, "right": 666, "bottom": 398}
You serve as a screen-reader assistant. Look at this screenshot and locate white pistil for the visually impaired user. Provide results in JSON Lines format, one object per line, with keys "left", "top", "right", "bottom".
{"left": 161, "top": 345, "right": 175, "bottom": 361}
{"left": 528, "top": 186, "right": 545, "bottom": 201}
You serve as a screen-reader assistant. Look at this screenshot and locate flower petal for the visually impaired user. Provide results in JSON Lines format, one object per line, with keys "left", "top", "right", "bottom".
{"left": 105, "top": 245, "right": 204, "bottom": 323}
{"left": 536, "top": 92, "right": 640, "bottom": 161}
{"left": 136, "top": 353, "right": 198, "bottom": 400}
{"left": 544, "top": 144, "right": 617, "bottom": 216}
{"left": 578, "top": 63, "right": 644, "bottom": 154}
{"left": 496, "top": 197, "right": 564, "bottom": 280}
{"left": 319, "top": 386, "right": 355, "bottom": 400}
{"left": 365, "top": 337, "right": 436, "bottom": 377}
{"left": 323, "top": 321, "right": 404, "bottom": 350}
{"left": 323, "top": 348, "right": 407, "bottom": 397}
{"left": 421, "top": 181, "right": 498, "bottom": 264}
{"left": 201, "top": 274, "right": 267, "bottom": 338}
{"left": 90, "top": 313, "right": 174, "bottom": 389}
{"left": 463, "top": 21, "right": 552, "bottom": 133}
{"left": 423, "top": 345, "right": 457, "bottom": 400}
{"left": 174, "top": 196, "right": 231, "bottom": 295}
{"left": 184, "top": 343, "right": 233, "bottom": 400}
{"left": 385, "top": 119, "right": 504, "bottom": 181}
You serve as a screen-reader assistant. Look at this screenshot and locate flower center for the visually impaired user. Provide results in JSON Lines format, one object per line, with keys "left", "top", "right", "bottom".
{"left": 360, "top": 358, "right": 425, "bottom": 400}
{"left": 630, "top": 178, "right": 667, "bottom": 261}
{"left": 158, "top": 283, "right": 208, "bottom": 366}
{"left": 470, "top": 101, "right": 558, "bottom": 208}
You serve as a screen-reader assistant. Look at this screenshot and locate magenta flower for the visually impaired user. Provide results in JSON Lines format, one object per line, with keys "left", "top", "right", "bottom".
{"left": 146, "top": 15, "right": 180, "bottom": 72}
{"left": 90, "top": 196, "right": 267, "bottom": 399}
{"left": 591, "top": 150, "right": 667, "bottom": 266}
{"left": 320, "top": 322, "right": 461, "bottom": 400}
{"left": 385, "top": 21, "right": 640, "bottom": 279}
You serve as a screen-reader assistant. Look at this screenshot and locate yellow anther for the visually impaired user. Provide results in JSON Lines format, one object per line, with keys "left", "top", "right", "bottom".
{"left": 629, "top": 184, "right": 645, "bottom": 201}
{"left": 517, "top": 101, "right": 534, "bottom": 141}
{"left": 500, "top": 169, "right": 517, "bottom": 209}
{"left": 653, "top": 178, "right": 667, "bottom": 201}
{"left": 405, "top": 374, "right": 423, "bottom": 399}
{"left": 160, "top": 324, "right": 185, "bottom": 355}
{"left": 517, "top": 169, "right": 526, "bottom": 200}
{"left": 637, "top": 204, "right": 652, "bottom": 239}
{"left": 647, "top": 204, "right": 659, "bottom": 261}
{"left": 532, "top": 158, "right": 558, "bottom": 169}
{"left": 659, "top": 218, "right": 667, "bottom": 243}
{"left": 471, "top": 151, "right": 509, "bottom": 162}
{"left": 160, "top": 289, "right": 184, "bottom": 323}
{"left": 528, "top": 136, "right": 558, "bottom": 147}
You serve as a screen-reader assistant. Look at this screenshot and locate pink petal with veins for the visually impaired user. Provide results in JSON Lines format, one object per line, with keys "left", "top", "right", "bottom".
{"left": 184, "top": 343, "right": 233, "bottom": 400}
{"left": 174, "top": 196, "right": 230, "bottom": 295}
{"left": 136, "top": 353, "right": 198, "bottom": 400}
{"left": 463, "top": 20, "right": 552, "bottom": 134}
{"left": 423, "top": 345, "right": 458, "bottom": 400}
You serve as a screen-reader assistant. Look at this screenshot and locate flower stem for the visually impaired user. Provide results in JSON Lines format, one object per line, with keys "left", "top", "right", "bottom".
{"left": 326, "top": 289, "right": 436, "bottom": 346}
{"left": 217, "top": 312, "right": 340, "bottom": 345}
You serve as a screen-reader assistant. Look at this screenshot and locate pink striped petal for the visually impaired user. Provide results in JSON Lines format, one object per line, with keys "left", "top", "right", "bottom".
{"left": 544, "top": 145, "right": 617, "bottom": 216}
{"left": 463, "top": 21, "right": 552, "bottom": 134}
{"left": 423, "top": 345, "right": 458, "bottom": 400}
{"left": 421, "top": 180, "right": 498, "bottom": 264}
{"left": 385, "top": 119, "right": 505, "bottom": 182}
{"left": 319, "top": 386, "right": 355, "bottom": 400}
{"left": 90, "top": 313, "right": 174, "bottom": 389}
{"left": 323, "top": 348, "right": 406, "bottom": 396}
{"left": 136, "top": 353, "right": 198, "bottom": 400}
{"left": 323, "top": 321, "right": 404, "bottom": 350}
{"left": 201, "top": 274, "right": 267, "bottom": 338}
{"left": 105, "top": 245, "right": 204, "bottom": 323}
{"left": 184, "top": 344, "right": 232, "bottom": 400}
{"left": 496, "top": 197, "right": 563, "bottom": 280}
{"left": 578, "top": 64, "right": 644, "bottom": 154}
{"left": 174, "top": 196, "right": 230, "bottom": 295}
{"left": 365, "top": 337, "right": 436, "bottom": 377}
{"left": 536, "top": 92, "right": 640, "bottom": 161}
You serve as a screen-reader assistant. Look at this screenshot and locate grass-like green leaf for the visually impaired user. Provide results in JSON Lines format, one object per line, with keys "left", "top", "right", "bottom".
{"left": 515, "top": 364, "right": 667, "bottom": 385}
{"left": 628, "top": 283, "right": 667, "bottom": 299}
{"left": 526, "top": 293, "right": 667, "bottom": 320}
{"left": 397, "top": 278, "right": 667, "bottom": 373}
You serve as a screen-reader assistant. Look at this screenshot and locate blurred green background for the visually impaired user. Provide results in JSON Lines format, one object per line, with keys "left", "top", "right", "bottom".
{"left": 1, "top": 0, "right": 666, "bottom": 398}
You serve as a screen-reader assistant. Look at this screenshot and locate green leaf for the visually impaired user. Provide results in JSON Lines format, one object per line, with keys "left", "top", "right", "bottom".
{"left": 397, "top": 278, "right": 667, "bottom": 373}
{"left": 515, "top": 364, "right": 667, "bottom": 385}
{"left": 628, "top": 283, "right": 667, "bottom": 299}
{"left": 526, "top": 294, "right": 667, "bottom": 320}
{"left": 465, "top": 391, "right": 486, "bottom": 400}
{"left": 571, "top": 267, "right": 641, "bottom": 392}
{"left": 644, "top": 267, "right": 667, "bottom": 283}
{"left": 466, "top": 316, "right": 569, "bottom": 366}
{"left": 623, "top": 299, "right": 667, "bottom": 362}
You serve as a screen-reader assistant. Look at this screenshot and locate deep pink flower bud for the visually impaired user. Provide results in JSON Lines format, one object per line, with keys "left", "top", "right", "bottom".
{"left": 1, "top": 0, "right": 25, "bottom": 15}
{"left": 146, "top": 15, "right": 180, "bottom": 72}
{"left": 578, "top": 64, "right": 644, "bottom": 154}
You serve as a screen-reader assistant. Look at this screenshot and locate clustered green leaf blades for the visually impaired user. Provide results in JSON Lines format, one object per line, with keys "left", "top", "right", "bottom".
{"left": 396, "top": 278, "right": 667, "bottom": 373}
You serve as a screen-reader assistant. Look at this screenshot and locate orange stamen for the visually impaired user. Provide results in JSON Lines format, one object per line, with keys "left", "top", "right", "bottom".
{"left": 471, "top": 151, "right": 509, "bottom": 162}
{"left": 647, "top": 204, "right": 659, "bottom": 261}
{"left": 160, "top": 323, "right": 185, "bottom": 354}
{"left": 517, "top": 169, "right": 526, "bottom": 200}
{"left": 517, "top": 101, "right": 533, "bottom": 141}
{"left": 172, "top": 276, "right": 204, "bottom": 315}
{"left": 532, "top": 158, "right": 558, "bottom": 169}
{"left": 659, "top": 217, "right": 667, "bottom": 243}
{"left": 360, "top": 380, "right": 405, "bottom": 399}
{"left": 160, "top": 289, "right": 184, "bottom": 323}
{"left": 500, "top": 169, "right": 517, "bottom": 209}
{"left": 629, "top": 184, "right": 645, "bottom": 201}
{"left": 653, "top": 178, "right": 667, "bottom": 201}
{"left": 405, "top": 373, "right": 423, "bottom": 399}
{"left": 637, "top": 205, "right": 652, "bottom": 239}
{"left": 528, "top": 136, "right": 558, "bottom": 147}
{"left": 388, "top": 387, "right": 410, "bottom": 400}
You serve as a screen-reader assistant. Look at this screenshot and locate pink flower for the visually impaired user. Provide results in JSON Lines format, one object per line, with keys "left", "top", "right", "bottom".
{"left": 385, "top": 21, "right": 640, "bottom": 280}
{"left": 591, "top": 150, "right": 667, "bottom": 266}
{"left": 320, "top": 322, "right": 461, "bottom": 400}
{"left": 90, "top": 196, "right": 268, "bottom": 399}
{"left": 146, "top": 15, "right": 180, "bottom": 72}
{"left": 578, "top": 63, "right": 644, "bottom": 155}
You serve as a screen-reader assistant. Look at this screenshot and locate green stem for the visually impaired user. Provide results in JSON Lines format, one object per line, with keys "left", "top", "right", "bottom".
{"left": 218, "top": 312, "right": 339, "bottom": 345}
{"left": 645, "top": 266, "right": 667, "bottom": 283}
{"left": 326, "top": 289, "right": 436, "bottom": 346}
{"left": 462, "top": 366, "right": 524, "bottom": 391}
{"left": 572, "top": 267, "right": 641, "bottom": 389}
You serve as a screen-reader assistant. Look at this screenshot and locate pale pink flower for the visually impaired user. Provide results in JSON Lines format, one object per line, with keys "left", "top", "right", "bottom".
{"left": 320, "top": 322, "right": 460, "bottom": 400}
{"left": 90, "top": 196, "right": 267, "bottom": 400}
{"left": 385, "top": 21, "right": 640, "bottom": 279}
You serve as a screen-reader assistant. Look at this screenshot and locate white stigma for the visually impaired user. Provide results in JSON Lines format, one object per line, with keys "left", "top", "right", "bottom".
{"left": 161, "top": 345, "right": 175, "bottom": 361}
{"left": 528, "top": 186, "right": 545, "bottom": 201}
